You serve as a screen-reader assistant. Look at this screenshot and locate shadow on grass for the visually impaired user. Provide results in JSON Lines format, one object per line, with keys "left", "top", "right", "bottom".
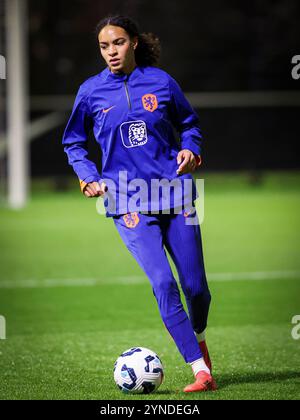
{"left": 150, "top": 390, "right": 175, "bottom": 396}
{"left": 216, "top": 370, "right": 300, "bottom": 389}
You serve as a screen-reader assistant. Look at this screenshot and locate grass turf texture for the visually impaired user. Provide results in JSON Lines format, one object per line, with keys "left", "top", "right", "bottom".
{"left": 0, "top": 171, "right": 299, "bottom": 400}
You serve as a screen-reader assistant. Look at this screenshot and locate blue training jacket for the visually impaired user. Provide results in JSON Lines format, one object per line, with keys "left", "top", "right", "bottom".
{"left": 62, "top": 65, "right": 203, "bottom": 217}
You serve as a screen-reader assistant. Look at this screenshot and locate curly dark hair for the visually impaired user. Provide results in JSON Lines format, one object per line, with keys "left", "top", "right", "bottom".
{"left": 95, "top": 15, "right": 161, "bottom": 67}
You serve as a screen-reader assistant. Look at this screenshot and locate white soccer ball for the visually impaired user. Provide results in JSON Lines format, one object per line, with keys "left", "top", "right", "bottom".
{"left": 113, "top": 347, "right": 164, "bottom": 394}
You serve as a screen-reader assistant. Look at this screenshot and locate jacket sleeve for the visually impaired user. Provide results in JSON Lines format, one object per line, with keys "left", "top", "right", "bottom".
{"left": 168, "top": 75, "right": 203, "bottom": 160}
{"left": 62, "top": 86, "right": 101, "bottom": 191}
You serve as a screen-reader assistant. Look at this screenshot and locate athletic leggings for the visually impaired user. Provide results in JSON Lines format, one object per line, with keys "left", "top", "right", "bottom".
{"left": 112, "top": 207, "right": 211, "bottom": 363}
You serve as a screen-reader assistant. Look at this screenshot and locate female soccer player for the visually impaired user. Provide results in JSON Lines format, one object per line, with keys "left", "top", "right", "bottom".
{"left": 62, "top": 15, "right": 216, "bottom": 392}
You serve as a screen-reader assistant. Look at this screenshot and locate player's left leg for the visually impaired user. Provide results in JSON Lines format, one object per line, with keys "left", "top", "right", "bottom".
{"left": 162, "top": 208, "right": 211, "bottom": 341}
{"left": 161, "top": 207, "right": 216, "bottom": 391}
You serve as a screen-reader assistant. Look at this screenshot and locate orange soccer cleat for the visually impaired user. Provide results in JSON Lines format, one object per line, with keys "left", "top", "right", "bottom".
{"left": 199, "top": 340, "right": 212, "bottom": 372}
{"left": 183, "top": 370, "right": 217, "bottom": 393}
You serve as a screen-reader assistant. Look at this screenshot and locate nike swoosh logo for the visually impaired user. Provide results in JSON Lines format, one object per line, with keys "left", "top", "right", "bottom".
{"left": 102, "top": 106, "right": 115, "bottom": 113}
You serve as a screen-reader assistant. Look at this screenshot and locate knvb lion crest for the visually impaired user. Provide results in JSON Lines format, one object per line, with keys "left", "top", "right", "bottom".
{"left": 120, "top": 120, "right": 148, "bottom": 148}
{"left": 128, "top": 122, "right": 147, "bottom": 146}
{"left": 123, "top": 212, "right": 140, "bottom": 228}
{"left": 142, "top": 94, "right": 158, "bottom": 112}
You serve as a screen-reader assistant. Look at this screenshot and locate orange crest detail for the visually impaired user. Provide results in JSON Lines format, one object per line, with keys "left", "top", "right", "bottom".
{"left": 183, "top": 208, "right": 196, "bottom": 218}
{"left": 142, "top": 94, "right": 158, "bottom": 112}
{"left": 123, "top": 212, "right": 140, "bottom": 228}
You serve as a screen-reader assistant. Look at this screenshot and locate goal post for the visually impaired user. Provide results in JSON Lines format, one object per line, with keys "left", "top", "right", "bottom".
{"left": 5, "top": 0, "right": 29, "bottom": 209}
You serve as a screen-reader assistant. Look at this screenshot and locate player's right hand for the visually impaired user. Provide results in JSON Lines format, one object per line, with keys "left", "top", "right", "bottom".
{"left": 83, "top": 181, "right": 108, "bottom": 198}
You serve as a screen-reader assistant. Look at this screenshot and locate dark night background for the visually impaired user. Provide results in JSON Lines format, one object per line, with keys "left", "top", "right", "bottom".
{"left": 3, "top": 0, "right": 300, "bottom": 178}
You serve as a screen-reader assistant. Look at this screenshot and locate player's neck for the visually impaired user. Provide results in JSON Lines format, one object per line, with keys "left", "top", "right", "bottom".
{"left": 115, "top": 62, "right": 137, "bottom": 76}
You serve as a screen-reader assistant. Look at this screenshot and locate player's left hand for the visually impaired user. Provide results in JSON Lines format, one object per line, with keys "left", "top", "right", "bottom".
{"left": 176, "top": 149, "right": 201, "bottom": 175}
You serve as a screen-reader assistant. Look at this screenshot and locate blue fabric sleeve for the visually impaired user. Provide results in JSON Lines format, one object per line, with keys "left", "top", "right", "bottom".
{"left": 168, "top": 76, "right": 203, "bottom": 156}
{"left": 62, "top": 86, "right": 101, "bottom": 184}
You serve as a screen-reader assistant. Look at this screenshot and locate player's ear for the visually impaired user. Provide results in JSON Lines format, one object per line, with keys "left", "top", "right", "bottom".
{"left": 131, "top": 36, "right": 138, "bottom": 50}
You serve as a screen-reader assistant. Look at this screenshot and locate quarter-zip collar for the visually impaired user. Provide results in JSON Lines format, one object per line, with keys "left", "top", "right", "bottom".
{"left": 102, "top": 65, "right": 143, "bottom": 83}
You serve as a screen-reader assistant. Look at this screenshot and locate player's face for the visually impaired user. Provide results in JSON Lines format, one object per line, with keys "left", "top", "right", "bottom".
{"left": 98, "top": 25, "right": 137, "bottom": 74}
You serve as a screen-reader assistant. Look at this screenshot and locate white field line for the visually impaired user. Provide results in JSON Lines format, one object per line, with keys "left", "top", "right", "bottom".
{"left": 0, "top": 270, "right": 299, "bottom": 289}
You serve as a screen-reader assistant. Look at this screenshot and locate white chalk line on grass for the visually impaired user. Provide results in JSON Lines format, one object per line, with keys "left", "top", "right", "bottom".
{"left": 0, "top": 270, "right": 299, "bottom": 289}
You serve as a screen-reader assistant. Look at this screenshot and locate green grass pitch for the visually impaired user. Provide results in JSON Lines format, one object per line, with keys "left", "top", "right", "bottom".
{"left": 0, "top": 171, "right": 299, "bottom": 400}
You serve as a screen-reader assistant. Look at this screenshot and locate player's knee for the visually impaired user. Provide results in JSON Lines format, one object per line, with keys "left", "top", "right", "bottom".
{"left": 151, "top": 273, "right": 181, "bottom": 306}
{"left": 204, "top": 289, "right": 212, "bottom": 306}
{"left": 184, "top": 274, "right": 211, "bottom": 299}
{"left": 153, "top": 276, "right": 175, "bottom": 295}
{"left": 186, "top": 284, "right": 211, "bottom": 302}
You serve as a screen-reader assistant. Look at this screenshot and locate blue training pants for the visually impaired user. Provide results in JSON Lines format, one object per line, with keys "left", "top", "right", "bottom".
{"left": 112, "top": 208, "right": 211, "bottom": 363}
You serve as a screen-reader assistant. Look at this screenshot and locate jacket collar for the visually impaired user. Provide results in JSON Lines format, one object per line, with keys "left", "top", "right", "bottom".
{"left": 101, "top": 65, "right": 144, "bottom": 83}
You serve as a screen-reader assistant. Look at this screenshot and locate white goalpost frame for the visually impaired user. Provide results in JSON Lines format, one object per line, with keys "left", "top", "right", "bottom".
{"left": 6, "top": 0, "right": 29, "bottom": 209}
